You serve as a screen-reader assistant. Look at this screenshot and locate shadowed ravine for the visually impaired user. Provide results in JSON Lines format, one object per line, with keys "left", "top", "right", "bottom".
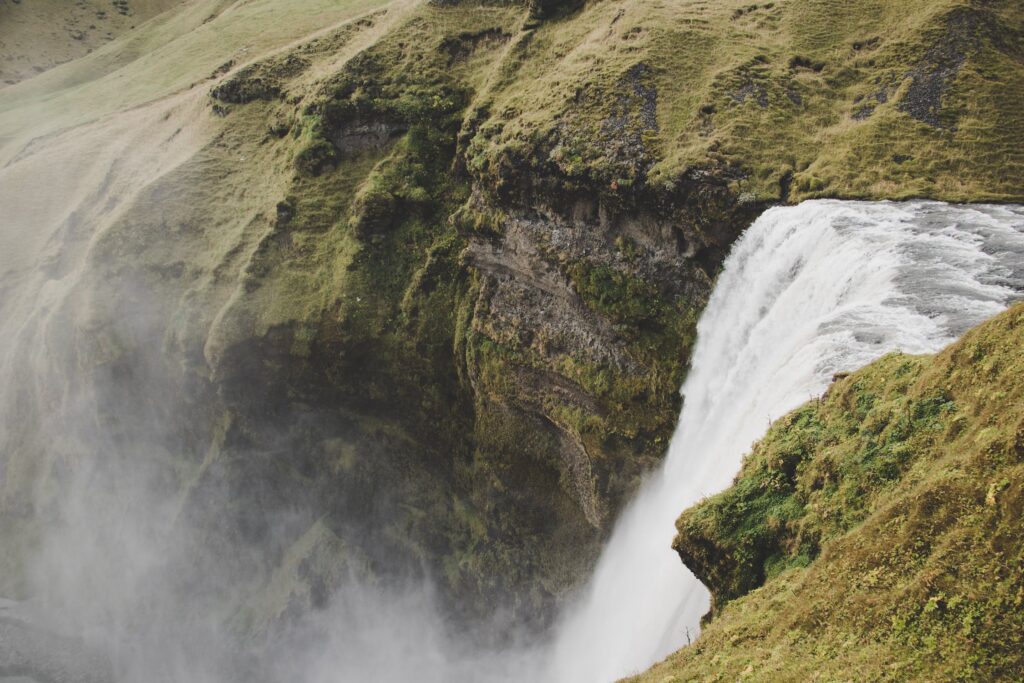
{"left": 1, "top": 199, "right": 1022, "bottom": 682}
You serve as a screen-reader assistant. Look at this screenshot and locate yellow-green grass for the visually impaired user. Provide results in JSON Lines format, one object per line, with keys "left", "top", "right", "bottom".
{"left": 464, "top": 0, "right": 1024, "bottom": 203}
{"left": 0, "top": 0, "right": 403, "bottom": 160}
{"left": 0, "top": 0, "right": 186, "bottom": 86}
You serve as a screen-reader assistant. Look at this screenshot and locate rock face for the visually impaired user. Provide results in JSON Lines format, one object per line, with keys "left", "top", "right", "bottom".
{"left": 0, "top": 0, "right": 1022, "bottom": 656}
{"left": 635, "top": 304, "right": 1024, "bottom": 681}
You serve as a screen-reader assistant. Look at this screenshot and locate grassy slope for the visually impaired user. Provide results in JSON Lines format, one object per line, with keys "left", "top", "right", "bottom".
{"left": 2, "top": 0, "right": 1019, "bottom": 362}
{"left": 631, "top": 303, "right": 1024, "bottom": 682}
{"left": 0, "top": 0, "right": 406, "bottom": 609}
{"left": 0, "top": 0, "right": 186, "bottom": 86}
{"left": 0, "top": 0, "right": 401, "bottom": 161}
{"left": 463, "top": 0, "right": 1023, "bottom": 204}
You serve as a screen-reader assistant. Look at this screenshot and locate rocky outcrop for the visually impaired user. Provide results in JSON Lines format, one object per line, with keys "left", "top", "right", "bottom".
{"left": 160, "top": 2, "right": 772, "bottom": 632}
{"left": 210, "top": 55, "right": 311, "bottom": 104}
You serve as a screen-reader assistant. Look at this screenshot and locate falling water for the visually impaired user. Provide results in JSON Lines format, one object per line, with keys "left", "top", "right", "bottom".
{"left": 544, "top": 199, "right": 1024, "bottom": 682}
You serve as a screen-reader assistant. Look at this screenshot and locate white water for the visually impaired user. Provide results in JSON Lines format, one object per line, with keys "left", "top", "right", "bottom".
{"left": 543, "top": 199, "right": 1024, "bottom": 682}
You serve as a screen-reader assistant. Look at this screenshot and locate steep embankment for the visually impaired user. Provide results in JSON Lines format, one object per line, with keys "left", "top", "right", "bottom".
{"left": 1, "top": 0, "right": 1022, "bottom": 646}
{"left": 633, "top": 303, "right": 1024, "bottom": 681}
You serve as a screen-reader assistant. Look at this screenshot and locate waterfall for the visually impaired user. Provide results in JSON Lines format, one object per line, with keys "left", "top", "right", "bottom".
{"left": 543, "top": 199, "right": 1024, "bottom": 682}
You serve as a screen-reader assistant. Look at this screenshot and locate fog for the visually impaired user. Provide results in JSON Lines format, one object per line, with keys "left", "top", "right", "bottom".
{"left": 0, "top": 251, "right": 541, "bottom": 681}
{"left": 0, "top": 249, "right": 544, "bottom": 682}
{"left": 4, "top": 178, "right": 1022, "bottom": 683}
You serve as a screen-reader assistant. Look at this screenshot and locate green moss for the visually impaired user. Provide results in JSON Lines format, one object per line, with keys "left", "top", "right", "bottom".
{"left": 568, "top": 262, "right": 664, "bottom": 326}
{"left": 294, "top": 138, "right": 339, "bottom": 176}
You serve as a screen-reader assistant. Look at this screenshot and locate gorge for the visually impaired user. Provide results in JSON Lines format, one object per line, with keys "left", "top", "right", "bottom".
{"left": 1, "top": 0, "right": 1023, "bottom": 681}
{"left": 546, "top": 199, "right": 1024, "bottom": 681}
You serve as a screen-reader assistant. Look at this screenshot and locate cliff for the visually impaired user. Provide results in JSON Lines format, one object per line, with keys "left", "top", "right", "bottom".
{"left": 633, "top": 303, "right": 1024, "bottom": 681}
{"left": 0, "top": 0, "right": 1022, "bottom": 642}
